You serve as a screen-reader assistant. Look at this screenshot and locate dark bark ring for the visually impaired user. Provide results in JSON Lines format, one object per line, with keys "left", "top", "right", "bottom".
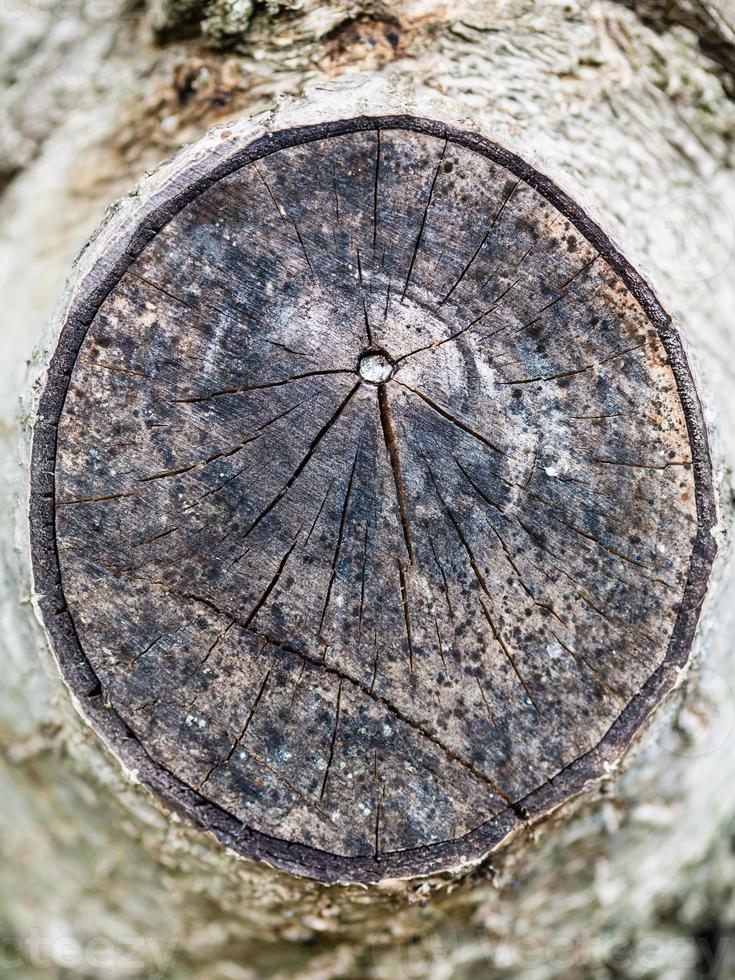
{"left": 30, "top": 116, "right": 716, "bottom": 884}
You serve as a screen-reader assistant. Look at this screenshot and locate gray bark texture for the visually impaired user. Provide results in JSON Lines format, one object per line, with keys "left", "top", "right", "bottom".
{"left": 3, "top": 1, "right": 735, "bottom": 978}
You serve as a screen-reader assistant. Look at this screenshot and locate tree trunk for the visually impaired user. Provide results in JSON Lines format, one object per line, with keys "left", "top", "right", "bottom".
{"left": 3, "top": 2, "right": 735, "bottom": 978}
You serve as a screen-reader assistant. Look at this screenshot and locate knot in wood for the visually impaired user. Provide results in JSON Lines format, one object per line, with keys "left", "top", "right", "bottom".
{"left": 358, "top": 348, "right": 394, "bottom": 384}
{"left": 30, "top": 116, "right": 716, "bottom": 883}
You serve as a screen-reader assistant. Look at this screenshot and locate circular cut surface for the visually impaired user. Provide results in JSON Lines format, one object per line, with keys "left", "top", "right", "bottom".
{"left": 33, "top": 118, "right": 714, "bottom": 882}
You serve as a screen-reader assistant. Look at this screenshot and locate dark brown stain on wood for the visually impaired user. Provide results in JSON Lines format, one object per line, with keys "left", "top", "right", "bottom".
{"left": 30, "top": 116, "right": 717, "bottom": 884}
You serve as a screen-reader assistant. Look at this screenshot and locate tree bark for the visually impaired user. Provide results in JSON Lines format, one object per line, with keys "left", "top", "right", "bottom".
{"left": 3, "top": 2, "right": 735, "bottom": 978}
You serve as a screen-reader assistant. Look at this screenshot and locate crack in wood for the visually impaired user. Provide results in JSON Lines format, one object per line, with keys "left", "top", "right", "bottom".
{"left": 319, "top": 439, "right": 363, "bottom": 634}
{"left": 420, "top": 447, "right": 542, "bottom": 715}
{"left": 398, "top": 562, "right": 415, "bottom": 675}
{"left": 401, "top": 140, "right": 447, "bottom": 302}
{"left": 319, "top": 678, "right": 343, "bottom": 803}
{"left": 200, "top": 665, "right": 272, "bottom": 787}
{"left": 236, "top": 381, "right": 360, "bottom": 547}
{"left": 377, "top": 384, "right": 415, "bottom": 564}
{"left": 171, "top": 369, "right": 354, "bottom": 405}
{"left": 397, "top": 380, "right": 511, "bottom": 460}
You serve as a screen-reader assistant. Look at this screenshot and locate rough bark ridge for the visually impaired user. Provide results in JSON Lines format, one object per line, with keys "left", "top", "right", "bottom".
{"left": 2, "top": 1, "right": 735, "bottom": 977}
{"left": 618, "top": 0, "right": 735, "bottom": 83}
{"left": 32, "top": 113, "right": 714, "bottom": 884}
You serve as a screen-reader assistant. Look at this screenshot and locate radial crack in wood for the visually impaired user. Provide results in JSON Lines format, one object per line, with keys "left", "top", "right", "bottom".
{"left": 30, "top": 116, "right": 716, "bottom": 884}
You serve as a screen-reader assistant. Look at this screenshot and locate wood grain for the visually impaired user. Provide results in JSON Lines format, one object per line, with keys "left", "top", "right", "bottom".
{"left": 30, "top": 116, "right": 716, "bottom": 883}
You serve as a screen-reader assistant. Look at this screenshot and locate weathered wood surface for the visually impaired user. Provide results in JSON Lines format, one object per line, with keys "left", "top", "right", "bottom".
{"left": 31, "top": 116, "right": 716, "bottom": 884}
